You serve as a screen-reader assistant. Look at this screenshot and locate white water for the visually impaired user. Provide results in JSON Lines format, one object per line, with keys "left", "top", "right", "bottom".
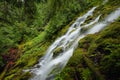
{"left": 28, "top": 7, "right": 120, "bottom": 80}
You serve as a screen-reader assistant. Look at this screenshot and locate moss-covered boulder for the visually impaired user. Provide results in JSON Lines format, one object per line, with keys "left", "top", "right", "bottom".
{"left": 53, "top": 47, "right": 63, "bottom": 57}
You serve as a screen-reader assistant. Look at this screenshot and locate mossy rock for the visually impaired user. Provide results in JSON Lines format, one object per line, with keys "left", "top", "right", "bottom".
{"left": 5, "top": 70, "right": 32, "bottom": 80}
{"left": 4, "top": 74, "right": 15, "bottom": 80}
{"left": 19, "top": 72, "right": 32, "bottom": 80}
{"left": 53, "top": 47, "right": 63, "bottom": 57}
{"left": 81, "top": 27, "right": 89, "bottom": 33}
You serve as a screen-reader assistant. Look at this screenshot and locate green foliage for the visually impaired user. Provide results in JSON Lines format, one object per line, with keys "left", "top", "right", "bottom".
{"left": 81, "top": 68, "right": 92, "bottom": 80}
{"left": 44, "top": 0, "right": 83, "bottom": 38}
{"left": 68, "top": 48, "right": 84, "bottom": 66}
{"left": 33, "top": 2, "right": 48, "bottom": 30}
{"left": 0, "top": 0, "right": 38, "bottom": 53}
{"left": 24, "top": 0, "right": 37, "bottom": 25}
{"left": 0, "top": 56, "right": 4, "bottom": 68}
{"left": 55, "top": 67, "right": 75, "bottom": 80}
{"left": 1, "top": 0, "right": 120, "bottom": 80}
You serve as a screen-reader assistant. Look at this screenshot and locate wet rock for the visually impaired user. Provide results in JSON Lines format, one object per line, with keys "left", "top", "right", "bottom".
{"left": 81, "top": 27, "right": 89, "bottom": 33}
{"left": 53, "top": 47, "right": 63, "bottom": 57}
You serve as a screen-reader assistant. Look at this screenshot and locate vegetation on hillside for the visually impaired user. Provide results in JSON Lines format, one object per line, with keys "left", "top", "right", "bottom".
{"left": 0, "top": 0, "right": 90, "bottom": 79}
{"left": 0, "top": 0, "right": 120, "bottom": 80}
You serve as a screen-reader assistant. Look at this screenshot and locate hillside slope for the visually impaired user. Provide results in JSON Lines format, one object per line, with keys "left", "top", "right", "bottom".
{"left": 0, "top": 0, "right": 120, "bottom": 80}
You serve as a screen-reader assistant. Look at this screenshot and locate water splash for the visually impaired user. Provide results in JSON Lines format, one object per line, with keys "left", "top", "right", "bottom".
{"left": 28, "top": 7, "right": 120, "bottom": 80}
{"left": 87, "top": 8, "right": 120, "bottom": 34}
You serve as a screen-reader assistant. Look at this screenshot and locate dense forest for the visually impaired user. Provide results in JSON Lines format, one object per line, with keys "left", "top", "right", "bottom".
{"left": 0, "top": 0, "right": 120, "bottom": 80}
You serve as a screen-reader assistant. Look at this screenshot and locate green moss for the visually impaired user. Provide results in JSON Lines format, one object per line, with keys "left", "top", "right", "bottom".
{"left": 68, "top": 48, "right": 85, "bottom": 66}
{"left": 55, "top": 67, "right": 75, "bottom": 80}
{"left": 19, "top": 72, "right": 32, "bottom": 80}
{"left": 81, "top": 68, "right": 92, "bottom": 80}
{"left": 53, "top": 47, "right": 63, "bottom": 57}
{"left": 3, "top": 41, "right": 50, "bottom": 80}
{"left": 5, "top": 71, "right": 31, "bottom": 80}
{"left": 4, "top": 74, "right": 15, "bottom": 80}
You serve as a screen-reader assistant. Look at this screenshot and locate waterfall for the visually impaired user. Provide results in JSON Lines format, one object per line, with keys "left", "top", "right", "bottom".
{"left": 28, "top": 7, "right": 120, "bottom": 80}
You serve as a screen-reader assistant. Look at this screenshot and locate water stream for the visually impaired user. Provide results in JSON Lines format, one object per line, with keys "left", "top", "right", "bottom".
{"left": 28, "top": 7, "right": 120, "bottom": 80}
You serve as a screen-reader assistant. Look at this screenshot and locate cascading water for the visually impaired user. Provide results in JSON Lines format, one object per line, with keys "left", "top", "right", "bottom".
{"left": 28, "top": 7, "right": 120, "bottom": 80}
